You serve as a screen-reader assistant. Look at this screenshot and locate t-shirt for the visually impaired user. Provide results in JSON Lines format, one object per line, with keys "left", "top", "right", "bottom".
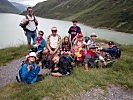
{"left": 62, "top": 42, "right": 71, "bottom": 51}
{"left": 21, "top": 15, "right": 37, "bottom": 31}
{"left": 47, "top": 34, "right": 61, "bottom": 49}
{"left": 68, "top": 26, "right": 81, "bottom": 41}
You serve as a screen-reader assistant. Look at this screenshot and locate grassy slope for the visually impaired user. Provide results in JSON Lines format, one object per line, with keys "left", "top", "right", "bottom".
{"left": 0, "top": 45, "right": 28, "bottom": 66}
{"left": 33, "top": 0, "right": 133, "bottom": 33}
{"left": 0, "top": 44, "right": 133, "bottom": 100}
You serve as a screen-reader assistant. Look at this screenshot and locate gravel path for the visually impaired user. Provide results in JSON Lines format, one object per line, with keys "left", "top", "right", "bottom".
{"left": 0, "top": 57, "right": 25, "bottom": 87}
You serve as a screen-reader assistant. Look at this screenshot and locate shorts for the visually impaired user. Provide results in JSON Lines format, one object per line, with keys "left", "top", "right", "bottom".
{"left": 26, "top": 31, "right": 37, "bottom": 43}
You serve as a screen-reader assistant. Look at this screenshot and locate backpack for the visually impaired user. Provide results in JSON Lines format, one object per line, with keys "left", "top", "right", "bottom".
{"left": 59, "top": 55, "right": 73, "bottom": 73}
{"left": 19, "top": 15, "right": 37, "bottom": 32}
{"left": 16, "top": 61, "right": 25, "bottom": 82}
{"left": 115, "top": 46, "right": 121, "bottom": 59}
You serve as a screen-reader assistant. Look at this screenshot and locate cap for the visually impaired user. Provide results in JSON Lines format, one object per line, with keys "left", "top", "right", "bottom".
{"left": 89, "top": 45, "right": 98, "bottom": 49}
{"left": 26, "top": 52, "right": 37, "bottom": 59}
{"left": 90, "top": 33, "right": 97, "bottom": 37}
{"left": 77, "top": 33, "right": 83, "bottom": 38}
{"left": 108, "top": 41, "right": 114, "bottom": 45}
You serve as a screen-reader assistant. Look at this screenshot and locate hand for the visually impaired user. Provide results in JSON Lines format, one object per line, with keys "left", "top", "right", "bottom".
{"left": 37, "top": 62, "right": 42, "bottom": 67}
{"left": 28, "top": 65, "right": 32, "bottom": 71}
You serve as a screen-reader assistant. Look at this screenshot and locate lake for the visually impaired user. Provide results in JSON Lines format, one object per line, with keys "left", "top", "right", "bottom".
{"left": 0, "top": 13, "right": 133, "bottom": 49}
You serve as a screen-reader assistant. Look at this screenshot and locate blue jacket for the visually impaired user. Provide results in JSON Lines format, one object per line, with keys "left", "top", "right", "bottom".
{"left": 20, "top": 62, "right": 40, "bottom": 84}
{"left": 102, "top": 46, "right": 117, "bottom": 58}
{"left": 33, "top": 37, "right": 46, "bottom": 51}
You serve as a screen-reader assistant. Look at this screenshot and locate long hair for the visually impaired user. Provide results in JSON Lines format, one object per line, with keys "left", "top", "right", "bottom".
{"left": 63, "top": 36, "right": 70, "bottom": 44}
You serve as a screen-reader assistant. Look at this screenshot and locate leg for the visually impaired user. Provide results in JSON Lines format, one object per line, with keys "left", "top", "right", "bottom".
{"left": 26, "top": 31, "right": 32, "bottom": 49}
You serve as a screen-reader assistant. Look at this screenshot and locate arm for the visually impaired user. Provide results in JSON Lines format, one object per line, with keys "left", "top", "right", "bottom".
{"left": 54, "top": 35, "right": 61, "bottom": 53}
{"left": 21, "top": 64, "right": 29, "bottom": 80}
{"left": 46, "top": 35, "right": 52, "bottom": 52}
{"left": 39, "top": 39, "right": 45, "bottom": 49}
{"left": 20, "top": 17, "right": 29, "bottom": 27}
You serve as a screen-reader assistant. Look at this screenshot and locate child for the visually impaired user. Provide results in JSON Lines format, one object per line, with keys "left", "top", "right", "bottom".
{"left": 84, "top": 45, "right": 106, "bottom": 71}
{"left": 86, "top": 33, "right": 97, "bottom": 49}
{"left": 49, "top": 55, "right": 73, "bottom": 77}
{"left": 72, "top": 33, "right": 86, "bottom": 62}
{"left": 61, "top": 36, "right": 71, "bottom": 55}
{"left": 17, "top": 52, "right": 44, "bottom": 84}
{"left": 33, "top": 31, "right": 46, "bottom": 52}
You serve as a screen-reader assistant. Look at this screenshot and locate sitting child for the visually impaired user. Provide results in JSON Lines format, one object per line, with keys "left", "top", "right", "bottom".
{"left": 61, "top": 36, "right": 71, "bottom": 55}
{"left": 72, "top": 33, "right": 86, "bottom": 62}
{"left": 84, "top": 45, "right": 106, "bottom": 71}
{"left": 16, "top": 52, "right": 44, "bottom": 84}
{"left": 33, "top": 31, "right": 46, "bottom": 52}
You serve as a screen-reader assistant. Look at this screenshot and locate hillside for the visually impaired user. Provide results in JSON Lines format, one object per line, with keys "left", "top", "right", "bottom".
{"left": 11, "top": 2, "right": 27, "bottom": 13}
{"left": 33, "top": 0, "right": 133, "bottom": 33}
{"left": 0, "top": 0, "right": 19, "bottom": 14}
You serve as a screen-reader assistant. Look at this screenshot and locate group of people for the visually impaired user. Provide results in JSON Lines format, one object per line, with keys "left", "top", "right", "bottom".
{"left": 17, "top": 7, "right": 120, "bottom": 84}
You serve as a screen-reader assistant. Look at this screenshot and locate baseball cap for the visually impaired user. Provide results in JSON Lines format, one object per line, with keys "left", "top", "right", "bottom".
{"left": 77, "top": 33, "right": 83, "bottom": 38}
{"left": 108, "top": 41, "right": 114, "bottom": 45}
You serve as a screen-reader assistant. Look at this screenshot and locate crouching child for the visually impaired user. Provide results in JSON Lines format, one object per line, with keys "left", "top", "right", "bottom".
{"left": 16, "top": 52, "right": 44, "bottom": 84}
{"left": 84, "top": 45, "right": 106, "bottom": 71}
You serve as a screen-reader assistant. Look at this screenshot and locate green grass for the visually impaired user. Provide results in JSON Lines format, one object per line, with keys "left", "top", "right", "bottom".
{"left": 0, "top": 44, "right": 133, "bottom": 100}
{"left": 0, "top": 45, "right": 28, "bottom": 66}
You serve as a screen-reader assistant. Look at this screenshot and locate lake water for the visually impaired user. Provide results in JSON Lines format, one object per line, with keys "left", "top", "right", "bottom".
{"left": 0, "top": 13, "right": 133, "bottom": 49}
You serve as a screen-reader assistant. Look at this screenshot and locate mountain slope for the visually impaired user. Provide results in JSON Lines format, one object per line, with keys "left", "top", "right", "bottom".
{"left": 11, "top": 2, "right": 27, "bottom": 13}
{"left": 0, "top": 0, "right": 19, "bottom": 13}
{"left": 33, "top": 0, "right": 133, "bottom": 33}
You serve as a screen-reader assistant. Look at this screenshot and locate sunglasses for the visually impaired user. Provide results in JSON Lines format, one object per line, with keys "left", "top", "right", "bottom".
{"left": 51, "top": 30, "right": 57, "bottom": 32}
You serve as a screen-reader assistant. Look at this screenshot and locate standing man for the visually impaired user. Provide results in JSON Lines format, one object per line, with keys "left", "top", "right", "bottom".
{"left": 68, "top": 19, "right": 81, "bottom": 44}
{"left": 20, "top": 7, "right": 38, "bottom": 49}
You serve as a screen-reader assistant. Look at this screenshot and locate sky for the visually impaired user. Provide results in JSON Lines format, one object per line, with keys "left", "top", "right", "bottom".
{"left": 8, "top": 0, "right": 47, "bottom": 6}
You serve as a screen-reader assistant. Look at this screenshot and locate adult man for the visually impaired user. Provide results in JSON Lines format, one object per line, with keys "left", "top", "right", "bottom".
{"left": 20, "top": 7, "right": 38, "bottom": 49}
{"left": 68, "top": 19, "right": 81, "bottom": 44}
{"left": 46, "top": 27, "right": 61, "bottom": 56}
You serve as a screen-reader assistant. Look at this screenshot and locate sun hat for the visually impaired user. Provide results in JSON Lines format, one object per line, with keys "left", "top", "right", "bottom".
{"left": 90, "top": 33, "right": 97, "bottom": 37}
{"left": 51, "top": 27, "right": 57, "bottom": 31}
{"left": 26, "top": 52, "right": 37, "bottom": 59}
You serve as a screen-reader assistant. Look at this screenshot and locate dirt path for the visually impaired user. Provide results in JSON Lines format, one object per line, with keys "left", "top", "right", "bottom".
{"left": 0, "top": 57, "right": 25, "bottom": 87}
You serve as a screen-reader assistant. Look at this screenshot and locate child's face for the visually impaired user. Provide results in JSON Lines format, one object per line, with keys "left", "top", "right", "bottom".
{"left": 90, "top": 36, "right": 96, "bottom": 40}
{"left": 64, "top": 38, "right": 69, "bottom": 43}
{"left": 28, "top": 56, "right": 36, "bottom": 62}
{"left": 38, "top": 32, "right": 43, "bottom": 37}
{"left": 52, "top": 56, "right": 59, "bottom": 64}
